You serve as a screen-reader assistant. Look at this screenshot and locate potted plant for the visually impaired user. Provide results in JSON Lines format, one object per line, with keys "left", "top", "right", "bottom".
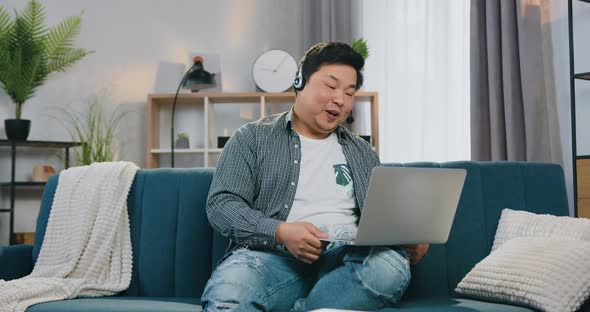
{"left": 0, "top": 0, "right": 93, "bottom": 140}
{"left": 57, "top": 93, "right": 127, "bottom": 166}
{"left": 352, "top": 38, "right": 369, "bottom": 60}
{"left": 176, "top": 132, "right": 189, "bottom": 149}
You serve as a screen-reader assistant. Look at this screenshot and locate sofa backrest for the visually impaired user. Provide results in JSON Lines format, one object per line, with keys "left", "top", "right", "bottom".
{"left": 32, "top": 162, "right": 569, "bottom": 299}
{"left": 391, "top": 161, "right": 569, "bottom": 299}
{"left": 33, "top": 168, "right": 227, "bottom": 298}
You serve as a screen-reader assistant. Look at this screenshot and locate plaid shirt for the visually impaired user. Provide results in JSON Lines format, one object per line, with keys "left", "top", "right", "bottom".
{"left": 206, "top": 109, "right": 380, "bottom": 250}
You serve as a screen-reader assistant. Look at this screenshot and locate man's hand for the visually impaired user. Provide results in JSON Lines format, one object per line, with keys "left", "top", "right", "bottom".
{"left": 275, "top": 222, "right": 328, "bottom": 264}
{"left": 402, "top": 244, "right": 430, "bottom": 265}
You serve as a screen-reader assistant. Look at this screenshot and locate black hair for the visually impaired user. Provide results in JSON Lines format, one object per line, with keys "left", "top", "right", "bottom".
{"left": 294, "top": 42, "right": 364, "bottom": 92}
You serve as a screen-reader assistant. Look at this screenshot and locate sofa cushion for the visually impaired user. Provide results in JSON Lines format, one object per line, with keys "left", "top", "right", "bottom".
{"left": 381, "top": 297, "right": 534, "bottom": 311}
{"left": 456, "top": 237, "right": 590, "bottom": 312}
{"left": 26, "top": 297, "right": 201, "bottom": 312}
{"left": 123, "top": 169, "right": 215, "bottom": 297}
{"left": 492, "top": 209, "right": 590, "bottom": 251}
{"left": 0, "top": 244, "right": 33, "bottom": 280}
{"left": 26, "top": 297, "right": 533, "bottom": 312}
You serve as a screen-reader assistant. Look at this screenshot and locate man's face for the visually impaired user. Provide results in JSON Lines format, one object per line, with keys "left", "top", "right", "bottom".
{"left": 293, "top": 63, "right": 357, "bottom": 139}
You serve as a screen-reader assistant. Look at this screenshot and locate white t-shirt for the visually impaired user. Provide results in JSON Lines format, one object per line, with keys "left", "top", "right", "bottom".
{"left": 286, "top": 132, "right": 359, "bottom": 239}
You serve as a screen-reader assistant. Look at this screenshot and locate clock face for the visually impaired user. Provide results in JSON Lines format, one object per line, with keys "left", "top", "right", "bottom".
{"left": 252, "top": 49, "right": 298, "bottom": 93}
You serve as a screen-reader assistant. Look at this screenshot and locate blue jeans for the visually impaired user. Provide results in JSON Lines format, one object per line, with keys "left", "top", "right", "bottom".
{"left": 201, "top": 243, "right": 411, "bottom": 311}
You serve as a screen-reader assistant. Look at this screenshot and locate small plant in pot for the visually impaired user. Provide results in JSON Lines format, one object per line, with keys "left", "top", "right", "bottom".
{"left": 351, "top": 37, "right": 369, "bottom": 60}
{"left": 346, "top": 38, "right": 369, "bottom": 128}
{"left": 176, "top": 132, "right": 189, "bottom": 149}
{"left": 0, "top": 0, "right": 93, "bottom": 140}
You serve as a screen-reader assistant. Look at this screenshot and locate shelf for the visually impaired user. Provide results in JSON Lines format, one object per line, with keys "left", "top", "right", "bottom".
{"left": 147, "top": 91, "right": 379, "bottom": 168}
{"left": 263, "top": 92, "right": 297, "bottom": 104}
{"left": 0, "top": 181, "right": 47, "bottom": 187}
{"left": 577, "top": 155, "right": 590, "bottom": 159}
{"left": 0, "top": 140, "right": 82, "bottom": 148}
{"left": 151, "top": 148, "right": 224, "bottom": 154}
{"left": 152, "top": 148, "right": 206, "bottom": 154}
{"left": 149, "top": 91, "right": 377, "bottom": 104}
{"left": 1, "top": 140, "right": 77, "bottom": 245}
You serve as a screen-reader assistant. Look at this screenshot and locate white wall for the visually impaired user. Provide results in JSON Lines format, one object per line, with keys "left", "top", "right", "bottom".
{"left": 0, "top": 0, "right": 309, "bottom": 245}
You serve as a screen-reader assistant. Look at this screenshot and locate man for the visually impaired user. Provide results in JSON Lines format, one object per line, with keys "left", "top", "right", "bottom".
{"left": 202, "top": 42, "right": 429, "bottom": 311}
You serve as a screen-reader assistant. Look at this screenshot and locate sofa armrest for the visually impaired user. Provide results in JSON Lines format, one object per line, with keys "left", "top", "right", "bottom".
{"left": 0, "top": 244, "right": 33, "bottom": 280}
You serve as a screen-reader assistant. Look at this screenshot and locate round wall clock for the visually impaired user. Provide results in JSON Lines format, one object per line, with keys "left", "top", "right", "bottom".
{"left": 252, "top": 49, "right": 298, "bottom": 92}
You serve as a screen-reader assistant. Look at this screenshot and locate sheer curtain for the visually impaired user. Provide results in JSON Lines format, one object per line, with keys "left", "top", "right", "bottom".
{"left": 360, "top": 0, "right": 470, "bottom": 163}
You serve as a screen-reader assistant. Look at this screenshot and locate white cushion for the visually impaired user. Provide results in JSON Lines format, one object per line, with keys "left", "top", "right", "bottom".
{"left": 492, "top": 209, "right": 590, "bottom": 252}
{"left": 456, "top": 237, "right": 590, "bottom": 312}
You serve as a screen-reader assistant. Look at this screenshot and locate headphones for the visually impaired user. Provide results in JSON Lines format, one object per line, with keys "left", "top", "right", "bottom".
{"left": 293, "top": 65, "right": 305, "bottom": 91}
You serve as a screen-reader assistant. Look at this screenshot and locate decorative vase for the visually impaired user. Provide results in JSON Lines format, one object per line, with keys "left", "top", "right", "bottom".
{"left": 5, "top": 119, "right": 31, "bottom": 141}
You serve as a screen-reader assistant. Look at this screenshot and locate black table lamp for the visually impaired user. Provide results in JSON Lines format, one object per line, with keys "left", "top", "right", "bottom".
{"left": 171, "top": 56, "right": 216, "bottom": 167}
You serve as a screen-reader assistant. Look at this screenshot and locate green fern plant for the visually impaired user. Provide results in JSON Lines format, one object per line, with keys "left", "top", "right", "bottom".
{"left": 0, "top": 0, "right": 93, "bottom": 119}
{"left": 352, "top": 38, "right": 369, "bottom": 60}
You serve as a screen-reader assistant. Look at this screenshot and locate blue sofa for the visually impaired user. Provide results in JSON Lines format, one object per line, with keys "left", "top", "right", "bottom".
{"left": 0, "top": 161, "right": 571, "bottom": 311}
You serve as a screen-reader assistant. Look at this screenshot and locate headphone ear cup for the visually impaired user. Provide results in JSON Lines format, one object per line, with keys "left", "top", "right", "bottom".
{"left": 346, "top": 113, "right": 355, "bottom": 124}
{"left": 293, "top": 66, "right": 305, "bottom": 91}
{"left": 293, "top": 72, "right": 304, "bottom": 91}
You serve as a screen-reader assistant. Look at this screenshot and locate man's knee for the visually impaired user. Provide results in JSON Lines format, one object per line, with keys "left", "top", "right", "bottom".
{"left": 201, "top": 281, "right": 264, "bottom": 311}
{"left": 201, "top": 249, "right": 269, "bottom": 311}
{"left": 345, "top": 247, "right": 411, "bottom": 303}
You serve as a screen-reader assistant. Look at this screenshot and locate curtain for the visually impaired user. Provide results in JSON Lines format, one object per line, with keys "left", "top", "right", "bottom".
{"left": 361, "top": 0, "right": 471, "bottom": 162}
{"left": 301, "top": 0, "right": 353, "bottom": 53}
{"left": 471, "top": 0, "right": 570, "bottom": 213}
{"left": 470, "top": 0, "right": 562, "bottom": 163}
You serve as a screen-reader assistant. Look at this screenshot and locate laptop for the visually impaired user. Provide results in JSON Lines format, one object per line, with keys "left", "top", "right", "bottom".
{"left": 321, "top": 166, "right": 467, "bottom": 246}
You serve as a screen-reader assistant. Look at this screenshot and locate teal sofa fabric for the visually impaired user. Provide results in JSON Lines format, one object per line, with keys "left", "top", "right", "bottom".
{"left": 0, "top": 244, "right": 32, "bottom": 281}
{"left": 0, "top": 162, "right": 570, "bottom": 311}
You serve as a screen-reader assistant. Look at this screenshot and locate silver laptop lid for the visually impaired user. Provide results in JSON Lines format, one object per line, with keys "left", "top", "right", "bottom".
{"left": 354, "top": 166, "right": 466, "bottom": 246}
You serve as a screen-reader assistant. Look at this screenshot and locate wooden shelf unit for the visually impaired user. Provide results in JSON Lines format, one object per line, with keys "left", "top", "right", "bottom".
{"left": 146, "top": 91, "right": 379, "bottom": 168}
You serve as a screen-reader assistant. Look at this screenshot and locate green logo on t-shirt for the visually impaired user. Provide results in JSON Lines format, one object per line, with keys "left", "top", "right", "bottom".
{"left": 333, "top": 164, "right": 352, "bottom": 186}
{"left": 333, "top": 164, "right": 354, "bottom": 199}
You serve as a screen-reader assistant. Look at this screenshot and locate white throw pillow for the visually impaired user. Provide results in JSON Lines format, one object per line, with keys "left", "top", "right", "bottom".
{"left": 492, "top": 208, "right": 590, "bottom": 252}
{"left": 456, "top": 237, "right": 590, "bottom": 312}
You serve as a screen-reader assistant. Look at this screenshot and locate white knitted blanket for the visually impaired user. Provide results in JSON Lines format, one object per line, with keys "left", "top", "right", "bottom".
{"left": 0, "top": 161, "right": 139, "bottom": 312}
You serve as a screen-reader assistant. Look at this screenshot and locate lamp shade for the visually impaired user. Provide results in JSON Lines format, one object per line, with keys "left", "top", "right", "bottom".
{"left": 182, "top": 56, "right": 216, "bottom": 91}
